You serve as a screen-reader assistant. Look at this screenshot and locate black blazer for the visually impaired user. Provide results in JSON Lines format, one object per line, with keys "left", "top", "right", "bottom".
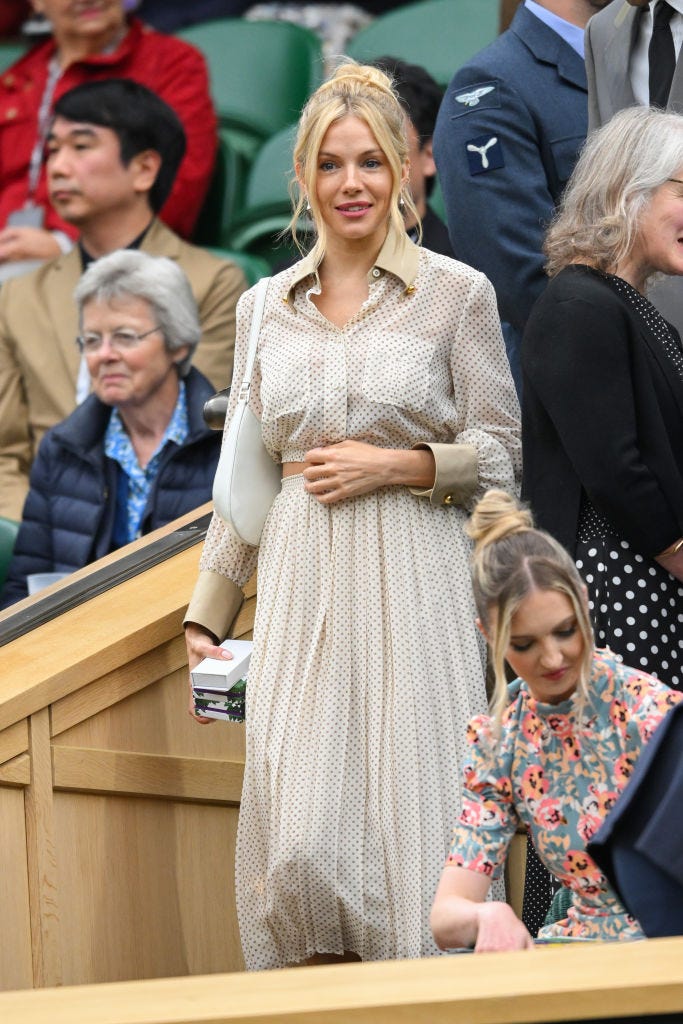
{"left": 521, "top": 264, "right": 683, "bottom": 557}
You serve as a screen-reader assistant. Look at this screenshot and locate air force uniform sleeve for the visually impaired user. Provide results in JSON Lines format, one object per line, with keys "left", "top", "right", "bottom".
{"left": 433, "top": 5, "right": 587, "bottom": 338}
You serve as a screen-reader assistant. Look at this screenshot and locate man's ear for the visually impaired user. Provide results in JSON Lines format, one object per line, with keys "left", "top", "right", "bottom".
{"left": 419, "top": 139, "right": 436, "bottom": 179}
{"left": 131, "top": 149, "right": 163, "bottom": 197}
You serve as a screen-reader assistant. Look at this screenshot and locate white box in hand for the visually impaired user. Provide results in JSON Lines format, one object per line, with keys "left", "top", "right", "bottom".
{"left": 191, "top": 639, "right": 252, "bottom": 722}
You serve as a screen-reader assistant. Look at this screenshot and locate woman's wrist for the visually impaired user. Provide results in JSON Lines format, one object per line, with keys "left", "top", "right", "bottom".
{"left": 385, "top": 447, "right": 436, "bottom": 489}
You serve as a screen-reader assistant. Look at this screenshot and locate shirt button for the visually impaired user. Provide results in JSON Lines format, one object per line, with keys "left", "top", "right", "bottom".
{"left": 5, "top": 107, "right": 17, "bottom": 120}
{"left": 371, "top": 267, "right": 381, "bottom": 278}
{"left": 443, "top": 494, "right": 454, "bottom": 506}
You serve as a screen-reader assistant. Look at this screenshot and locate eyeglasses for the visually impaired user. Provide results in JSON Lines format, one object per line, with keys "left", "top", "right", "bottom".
{"left": 668, "top": 178, "right": 683, "bottom": 186}
{"left": 75, "top": 326, "right": 162, "bottom": 354}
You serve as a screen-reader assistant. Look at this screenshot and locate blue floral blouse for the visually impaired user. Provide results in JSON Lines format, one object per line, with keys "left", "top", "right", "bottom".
{"left": 447, "top": 649, "right": 682, "bottom": 940}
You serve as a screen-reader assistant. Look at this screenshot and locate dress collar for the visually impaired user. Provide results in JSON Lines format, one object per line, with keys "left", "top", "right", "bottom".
{"left": 284, "top": 223, "right": 420, "bottom": 305}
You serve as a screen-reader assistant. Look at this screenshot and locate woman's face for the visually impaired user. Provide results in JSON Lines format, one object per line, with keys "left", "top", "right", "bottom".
{"left": 621, "top": 173, "right": 683, "bottom": 289}
{"left": 31, "top": 1, "right": 125, "bottom": 46}
{"left": 306, "top": 114, "right": 406, "bottom": 251}
{"left": 82, "top": 295, "right": 187, "bottom": 412}
{"left": 501, "top": 588, "right": 586, "bottom": 705}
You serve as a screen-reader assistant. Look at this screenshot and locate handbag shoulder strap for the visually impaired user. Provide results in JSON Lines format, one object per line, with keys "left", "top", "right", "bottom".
{"left": 239, "top": 276, "right": 271, "bottom": 393}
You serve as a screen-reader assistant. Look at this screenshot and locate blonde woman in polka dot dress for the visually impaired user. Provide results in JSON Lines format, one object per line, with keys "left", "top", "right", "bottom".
{"left": 523, "top": 106, "right": 683, "bottom": 691}
{"left": 184, "top": 62, "right": 521, "bottom": 969}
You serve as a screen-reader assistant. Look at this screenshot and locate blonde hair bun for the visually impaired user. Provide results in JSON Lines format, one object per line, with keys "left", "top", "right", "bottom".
{"left": 467, "top": 489, "right": 534, "bottom": 549}
{"left": 322, "top": 61, "right": 396, "bottom": 100}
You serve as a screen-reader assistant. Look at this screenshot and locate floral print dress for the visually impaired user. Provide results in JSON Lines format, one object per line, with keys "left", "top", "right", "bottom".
{"left": 446, "top": 649, "right": 682, "bottom": 940}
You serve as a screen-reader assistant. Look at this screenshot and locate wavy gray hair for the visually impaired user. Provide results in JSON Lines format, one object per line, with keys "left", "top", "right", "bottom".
{"left": 545, "top": 105, "right": 683, "bottom": 281}
{"left": 73, "top": 249, "right": 201, "bottom": 377}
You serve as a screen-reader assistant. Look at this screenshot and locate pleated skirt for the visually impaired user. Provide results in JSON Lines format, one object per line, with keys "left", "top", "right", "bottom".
{"left": 235, "top": 475, "right": 490, "bottom": 969}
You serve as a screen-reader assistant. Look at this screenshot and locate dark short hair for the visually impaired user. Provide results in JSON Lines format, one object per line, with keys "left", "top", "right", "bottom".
{"left": 372, "top": 56, "right": 444, "bottom": 147}
{"left": 52, "top": 79, "right": 187, "bottom": 213}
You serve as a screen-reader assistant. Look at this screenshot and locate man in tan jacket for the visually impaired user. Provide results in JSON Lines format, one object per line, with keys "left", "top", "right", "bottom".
{"left": 0, "top": 78, "right": 246, "bottom": 520}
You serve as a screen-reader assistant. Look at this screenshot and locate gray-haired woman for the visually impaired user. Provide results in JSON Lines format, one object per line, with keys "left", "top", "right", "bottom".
{"left": 522, "top": 105, "right": 683, "bottom": 688}
{"left": 0, "top": 249, "right": 220, "bottom": 607}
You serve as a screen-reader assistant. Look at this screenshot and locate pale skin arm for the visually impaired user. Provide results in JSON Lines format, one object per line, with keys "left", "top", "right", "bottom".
{"left": 302, "top": 439, "right": 435, "bottom": 503}
{"left": 430, "top": 864, "right": 534, "bottom": 953}
{"left": 0, "top": 227, "right": 61, "bottom": 263}
{"left": 184, "top": 622, "right": 234, "bottom": 726}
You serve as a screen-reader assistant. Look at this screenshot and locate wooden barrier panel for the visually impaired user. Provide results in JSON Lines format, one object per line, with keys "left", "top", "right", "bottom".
{"left": 1, "top": 937, "right": 683, "bottom": 1023}
{"left": 0, "top": 505, "right": 254, "bottom": 990}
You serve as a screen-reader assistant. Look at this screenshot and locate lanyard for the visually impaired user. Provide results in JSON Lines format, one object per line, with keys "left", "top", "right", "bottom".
{"left": 26, "top": 55, "right": 62, "bottom": 205}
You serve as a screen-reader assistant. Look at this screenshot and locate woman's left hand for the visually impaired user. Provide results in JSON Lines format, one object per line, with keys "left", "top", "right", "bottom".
{"left": 302, "top": 440, "right": 393, "bottom": 503}
{"left": 302, "top": 441, "right": 435, "bottom": 504}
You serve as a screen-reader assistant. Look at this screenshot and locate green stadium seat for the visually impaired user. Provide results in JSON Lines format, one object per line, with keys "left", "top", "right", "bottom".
{"left": 0, "top": 516, "right": 19, "bottom": 591}
{"left": 205, "top": 247, "right": 271, "bottom": 288}
{"left": 346, "top": 0, "right": 500, "bottom": 87}
{"left": 192, "top": 130, "right": 252, "bottom": 247}
{"left": 178, "top": 19, "right": 324, "bottom": 161}
{"left": 224, "top": 126, "right": 308, "bottom": 269}
{"left": 0, "top": 42, "right": 28, "bottom": 74}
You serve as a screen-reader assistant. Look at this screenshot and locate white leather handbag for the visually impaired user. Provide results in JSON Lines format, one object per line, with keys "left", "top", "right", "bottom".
{"left": 212, "top": 277, "right": 281, "bottom": 546}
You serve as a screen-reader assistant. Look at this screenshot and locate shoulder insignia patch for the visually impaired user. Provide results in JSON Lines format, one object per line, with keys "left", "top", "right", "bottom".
{"left": 455, "top": 85, "right": 495, "bottom": 108}
{"left": 450, "top": 81, "right": 499, "bottom": 118}
{"left": 465, "top": 134, "right": 504, "bottom": 175}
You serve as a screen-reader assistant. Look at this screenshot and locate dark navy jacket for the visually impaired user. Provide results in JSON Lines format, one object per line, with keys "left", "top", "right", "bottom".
{"left": 433, "top": 4, "right": 588, "bottom": 389}
{"left": 0, "top": 367, "right": 220, "bottom": 607}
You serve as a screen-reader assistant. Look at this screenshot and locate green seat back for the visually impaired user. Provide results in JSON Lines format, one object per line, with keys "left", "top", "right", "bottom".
{"left": 346, "top": 0, "right": 500, "bottom": 87}
{"left": 225, "top": 126, "right": 306, "bottom": 268}
{"left": 230, "top": 126, "right": 296, "bottom": 231}
{"left": 178, "top": 19, "right": 324, "bottom": 159}
{"left": 192, "top": 130, "right": 251, "bottom": 246}
{"left": 0, "top": 42, "right": 27, "bottom": 75}
{"left": 205, "top": 248, "right": 271, "bottom": 288}
{"left": 0, "top": 516, "right": 19, "bottom": 590}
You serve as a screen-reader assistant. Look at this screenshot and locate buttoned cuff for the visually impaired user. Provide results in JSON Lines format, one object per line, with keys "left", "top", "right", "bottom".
{"left": 409, "top": 442, "right": 479, "bottom": 507}
{"left": 184, "top": 570, "right": 244, "bottom": 642}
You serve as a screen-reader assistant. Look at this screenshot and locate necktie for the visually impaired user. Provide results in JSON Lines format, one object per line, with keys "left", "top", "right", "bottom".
{"left": 649, "top": 1, "right": 677, "bottom": 108}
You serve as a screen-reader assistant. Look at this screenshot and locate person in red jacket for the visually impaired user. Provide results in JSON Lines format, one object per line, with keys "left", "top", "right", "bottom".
{"left": 0, "top": 0, "right": 217, "bottom": 274}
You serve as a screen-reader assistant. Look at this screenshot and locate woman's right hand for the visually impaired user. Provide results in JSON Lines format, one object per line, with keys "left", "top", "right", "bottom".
{"left": 473, "top": 901, "right": 535, "bottom": 953}
{"left": 184, "top": 622, "right": 234, "bottom": 725}
{"left": 431, "top": 865, "right": 534, "bottom": 952}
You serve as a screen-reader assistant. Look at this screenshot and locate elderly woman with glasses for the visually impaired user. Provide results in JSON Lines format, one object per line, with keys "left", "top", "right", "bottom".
{"left": 0, "top": 249, "right": 220, "bottom": 607}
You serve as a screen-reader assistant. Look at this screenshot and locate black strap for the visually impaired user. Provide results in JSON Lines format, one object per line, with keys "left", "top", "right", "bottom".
{"left": 649, "top": 1, "right": 677, "bottom": 108}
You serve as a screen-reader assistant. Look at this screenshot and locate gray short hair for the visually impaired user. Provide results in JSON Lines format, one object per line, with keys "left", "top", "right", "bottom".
{"left": 545, "top": 106, "right": 683, "bottom": 280}
{"left": 73, "top": 249, "right": 201, "bottom": 377}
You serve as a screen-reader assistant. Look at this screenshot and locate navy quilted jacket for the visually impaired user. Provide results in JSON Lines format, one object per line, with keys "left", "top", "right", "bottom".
{"left": 1, "top": 367, "right": 220, "bottom": 608}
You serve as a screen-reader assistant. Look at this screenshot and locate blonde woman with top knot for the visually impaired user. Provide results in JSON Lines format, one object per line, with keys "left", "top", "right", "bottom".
{"left": 184, "top": 62, "right": 521, "bottom": 968}
{"left": 430, "top": 491, "right": 681, "bottom": 953}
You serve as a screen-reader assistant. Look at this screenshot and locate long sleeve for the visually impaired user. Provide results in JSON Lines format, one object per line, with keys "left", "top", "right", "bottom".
{"left": 434, "top": 71, "right": 556, "bottom": 334}
{"left": 0, "top": 288, "right": 33, "bottom": 519}
{"left": 523, "top": 278, "right": 683, "bottom": 555}
{"left": 420, "top": 272, "right": 520, "bottom": 508}
{"left": 0, "top": 438, "right": 55, "bottom": 607}
{"left": 184, "top": 285, "right": 266, "bottom": 637}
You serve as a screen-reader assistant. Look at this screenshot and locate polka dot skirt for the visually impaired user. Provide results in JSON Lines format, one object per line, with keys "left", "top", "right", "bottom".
{"left": 576, "top": 499, "right": 683, "bottom": 690}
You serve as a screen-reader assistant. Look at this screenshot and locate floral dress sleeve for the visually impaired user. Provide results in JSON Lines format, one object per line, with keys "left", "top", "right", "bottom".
{"left": 607, "top": 660, "right": 683, "bottom": 782}
{"left": 446, "top": 712, "right": 520, "bottom": 881}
